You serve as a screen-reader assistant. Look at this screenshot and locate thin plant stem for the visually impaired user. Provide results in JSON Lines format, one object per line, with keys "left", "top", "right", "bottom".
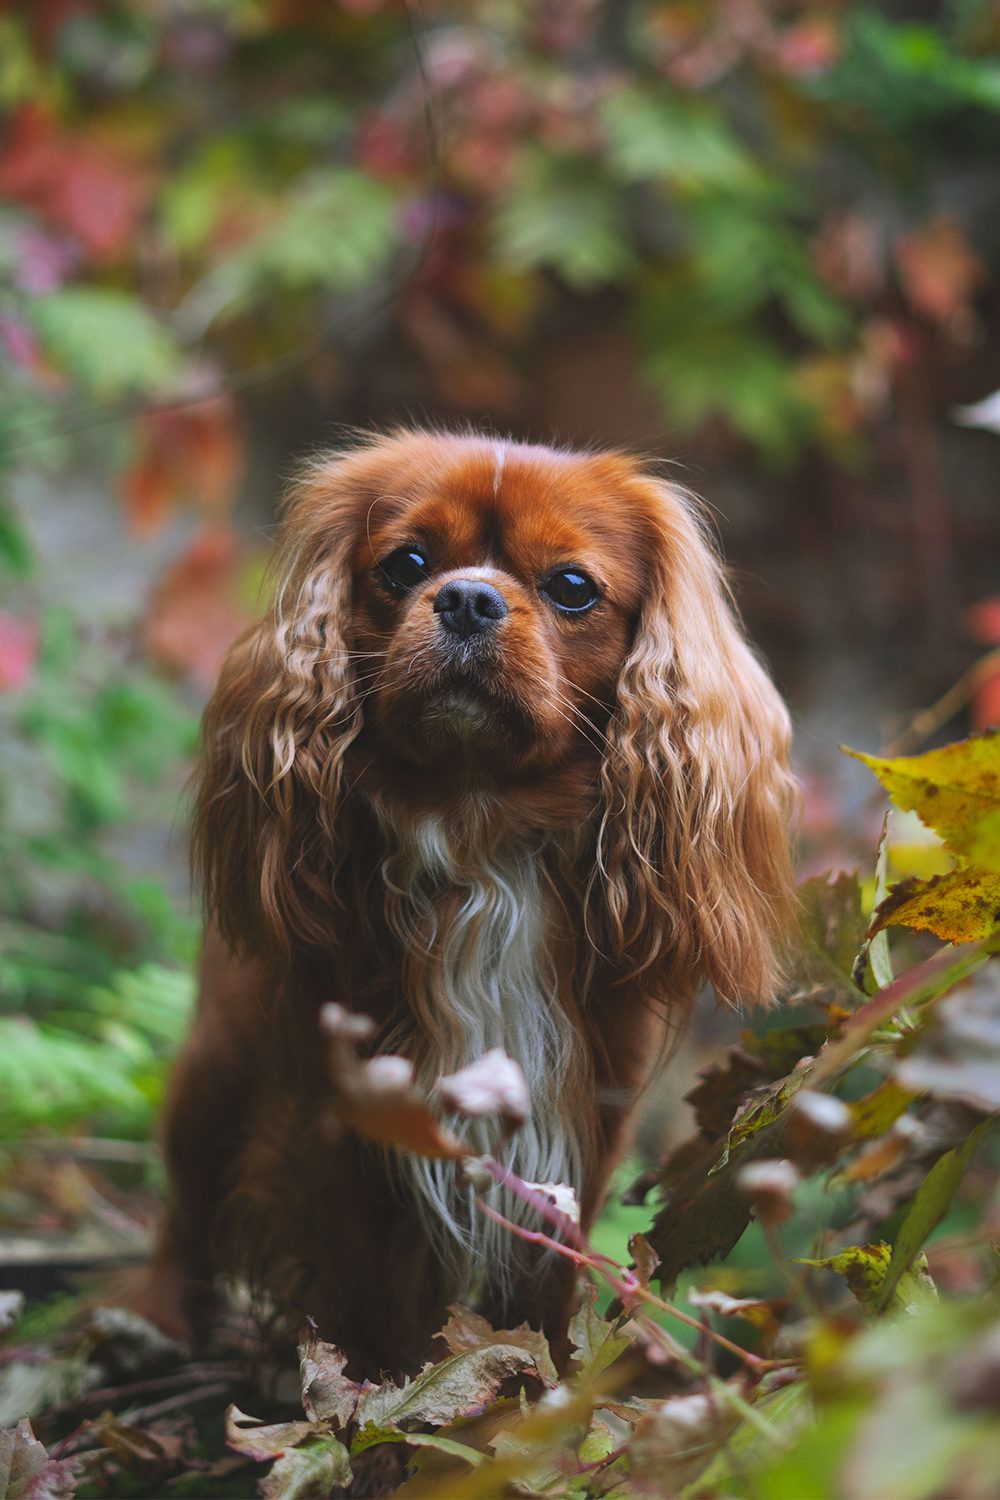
{"left": 475, "top": 1163, "right": 796, "bottom": 1377}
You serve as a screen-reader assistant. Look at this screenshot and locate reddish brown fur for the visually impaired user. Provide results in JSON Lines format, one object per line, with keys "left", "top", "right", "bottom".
{"left": 134, "top": 431, "right": 796, "bottom": 1377}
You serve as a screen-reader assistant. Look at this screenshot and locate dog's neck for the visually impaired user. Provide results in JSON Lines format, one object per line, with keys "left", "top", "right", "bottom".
{"left": 369, "top": 799, "right": 592, "bottom": 1300}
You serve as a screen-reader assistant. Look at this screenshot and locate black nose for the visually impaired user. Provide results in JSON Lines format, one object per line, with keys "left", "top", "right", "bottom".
{"left": 433, "top": 578, "right": 509, "bottom": 638}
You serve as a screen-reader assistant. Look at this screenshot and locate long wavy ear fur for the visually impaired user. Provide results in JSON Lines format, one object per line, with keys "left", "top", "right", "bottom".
{"left": 192, "top": 452, "right": 370, "bottom": 959}
{"left": 595, "top": 472, "right": 796, "bottom": 1008}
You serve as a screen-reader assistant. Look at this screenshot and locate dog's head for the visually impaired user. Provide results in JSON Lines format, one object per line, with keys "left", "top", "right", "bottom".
{"left": 350, "top": 434, "right": 647, "bottom": 782}
{"left": 197, "top": 430, "right": 796, "bottom": 1004}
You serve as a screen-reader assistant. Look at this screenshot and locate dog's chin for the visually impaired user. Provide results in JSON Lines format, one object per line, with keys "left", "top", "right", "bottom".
{"left": 419, "top": 683, "right": 538, "bottom": 762}
{"left": 378, "top": 673, "right": 545, "bottom": 774}
{"left": 425, "top": 688, "right": 498, "bottom": 739}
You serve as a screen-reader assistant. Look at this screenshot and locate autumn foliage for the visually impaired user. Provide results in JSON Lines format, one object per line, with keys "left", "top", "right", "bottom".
{"left": 1, "top": 731, "right": 999, "bottom": 1496}
{"left": 2, "top": 2, "right": 1000, "bottom": 1496}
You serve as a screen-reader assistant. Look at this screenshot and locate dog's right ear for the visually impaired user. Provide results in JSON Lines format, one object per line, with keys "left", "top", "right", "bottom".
{"left": 192, "top": 449, "right": 376, "bottom": 959}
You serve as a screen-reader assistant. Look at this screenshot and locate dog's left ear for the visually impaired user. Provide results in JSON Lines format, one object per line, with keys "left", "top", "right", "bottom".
{"left": 596, "top": 475, "right": 797, "bottom": 1007}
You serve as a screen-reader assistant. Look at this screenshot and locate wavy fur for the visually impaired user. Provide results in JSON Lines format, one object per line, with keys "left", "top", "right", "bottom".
{"left": 593, "top": 475, "right": 796, "bottom": 1006}
{"left": 139, "top": 430, "right": 796, "bottom": 1377}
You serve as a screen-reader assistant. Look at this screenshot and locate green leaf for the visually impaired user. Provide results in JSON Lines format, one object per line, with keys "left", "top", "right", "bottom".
{"left": 860, "top": 818, "right": 895, "bottom": 992}
{"left": 26, "top": 289, "right": 182, "bottom": 399}
{"left": 494, "top": 150, "right": 634, "bottom": 291}
{"left": 639, "top": 283, "right": 814, "bottom": 462}
{"left": 680, "top": 1384, "right": 811, "bottom": 1499}
{"left": 260, "top": 1435, "right": 352, "bottom": 1500}
{"left": 601, "top": 87, "right": 759, "bottom": 192}
{"left": 877, "top": 1117, "right": 993, "bottom": 1311}
{"left": 174, "top": 170, "right": 398, "bottom": 335}
{"left": 0, "top": 19, "right": 40, "bottom": 109}
{"left": 353, "top": 1345, "right": 538, "bottom": 1438}
{"left": 798, "top": 1242, "right": 936, "bottom": 1315}
{"left": 568, "top": 1284, "right": 631, "bottom": 1379}
{"left": 350, "top": 1426, "right": 484, "bottom": 1465}
{"left": 822, "top": 12, "right": 1000, "bottom": 125}
{"left": 789, "top": 873, "right": 870, "bottom": 1005}
{"left": 0, "top": 963, "right": 193, "bottom": 1139}
{"left": 0, "top": 503, "right": 32, "bottom": 579}
{"left": 687, "top": 196, "right": 850, "bottom": 343}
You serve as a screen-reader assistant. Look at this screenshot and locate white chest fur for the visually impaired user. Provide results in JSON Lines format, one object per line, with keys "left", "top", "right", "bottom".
{"left": 379, "top": 812, "right": 585, "bottom": 1300}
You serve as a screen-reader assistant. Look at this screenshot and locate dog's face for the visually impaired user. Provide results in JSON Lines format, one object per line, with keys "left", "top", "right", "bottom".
{"left": 349, "top": 441, "right": 650, "bottom": 777}
{"left": 199, "top": 430, "right": 795, "bottom": 1003}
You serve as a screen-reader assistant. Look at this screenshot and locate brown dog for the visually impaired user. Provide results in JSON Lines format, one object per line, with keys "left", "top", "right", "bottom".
{"left": 136, "top": 430, "right": 795, "bottom": 1376}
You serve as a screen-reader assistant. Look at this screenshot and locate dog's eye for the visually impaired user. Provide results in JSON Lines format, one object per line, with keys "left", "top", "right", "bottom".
{"left": 542, "top": 568, "right": 599, "bottom": 613}
{"left": 379, "top": 546, "right": 432, "bottom": 594}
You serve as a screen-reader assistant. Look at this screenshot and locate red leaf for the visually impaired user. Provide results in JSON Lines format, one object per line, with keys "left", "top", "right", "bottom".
{"left": 972, "top": 670, "right": 1000, "bottom": 734}
{"left": 0, "top": 103, "right": 149, "bottom": 261}
{"left": 0, "top": 614, "right": 38, "bottom": 692}
{"left": 966, "top": 598, "right": 1000, "bottom": 731}
{"left": 968, "top": 597, "right": 1000, "bottom": 646}
{"left": 772, "top": 17, "right": 841, "bottom": 77}
{"left": 122, "top": 446, "right": 175, "bottom": 538}
{"left": 21, "top": 0, "right": 96, "bottom": 54}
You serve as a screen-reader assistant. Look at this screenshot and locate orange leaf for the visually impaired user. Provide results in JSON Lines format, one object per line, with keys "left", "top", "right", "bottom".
{"left": 895, "top": 216, "right": 985, "bottom": 327}
{"left": 122, "top": 447, "right": 175, "bottom": 538}
{"left": 143, "top": 526, "right": 253, "bottom": 688}
{"left": 122, "top": 399, "right": 244, "bottom": 535}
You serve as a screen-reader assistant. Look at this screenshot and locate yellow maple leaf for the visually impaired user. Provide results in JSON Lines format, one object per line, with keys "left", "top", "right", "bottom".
{"left": 873, "top": 868, "right": 1000, "bottom": 943}
{"left": 845, "top": 732, "right": 1000, "bottom": 943}
{"left": 846, "top": 732, "right": 1000, "bottom": 874}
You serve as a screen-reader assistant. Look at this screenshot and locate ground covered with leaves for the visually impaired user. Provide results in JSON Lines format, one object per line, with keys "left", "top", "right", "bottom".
{"left": 2, "top": 730, "right": 999, "bottom": 1498}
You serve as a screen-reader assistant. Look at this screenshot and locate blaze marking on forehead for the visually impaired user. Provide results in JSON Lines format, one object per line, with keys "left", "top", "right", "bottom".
{"left": 492, "top": 443, "right": 506, "bottom": 498}
{"left": 363, "top": 446, "right": 641, "bottom": 602}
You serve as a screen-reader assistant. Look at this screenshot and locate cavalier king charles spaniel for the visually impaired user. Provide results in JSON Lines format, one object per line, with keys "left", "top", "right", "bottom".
{"left": 137, "top": 429, "right": 796, "bottom": 1376}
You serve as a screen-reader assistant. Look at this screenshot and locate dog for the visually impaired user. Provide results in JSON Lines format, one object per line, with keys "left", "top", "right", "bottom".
{"left": 136, "top": 429, "right": 796, "bottom": 1377}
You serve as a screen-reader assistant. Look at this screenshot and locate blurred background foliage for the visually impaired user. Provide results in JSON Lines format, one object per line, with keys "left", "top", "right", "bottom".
{"left": 0, "top": 3, "right": 999, "bottom": 1493}
{"left": 0, "top": 0, "right": 998, "bottom": 1168}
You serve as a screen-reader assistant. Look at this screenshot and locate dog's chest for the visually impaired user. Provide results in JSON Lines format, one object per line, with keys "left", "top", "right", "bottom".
{"left": 398, "top": 816, "right": 556, "bottom": 1058}
{"left": 381, "top": 814, "right": 584, "bottom": 1289}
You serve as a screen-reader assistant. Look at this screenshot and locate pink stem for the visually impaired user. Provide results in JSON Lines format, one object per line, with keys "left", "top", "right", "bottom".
{"left": 475, "top": 1168, "right": 775, "bottom": 1375}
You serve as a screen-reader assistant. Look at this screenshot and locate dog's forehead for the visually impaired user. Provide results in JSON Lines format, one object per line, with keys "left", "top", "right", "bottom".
{"left": 366, "top": 442, "right": 649, "bottom": 566}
